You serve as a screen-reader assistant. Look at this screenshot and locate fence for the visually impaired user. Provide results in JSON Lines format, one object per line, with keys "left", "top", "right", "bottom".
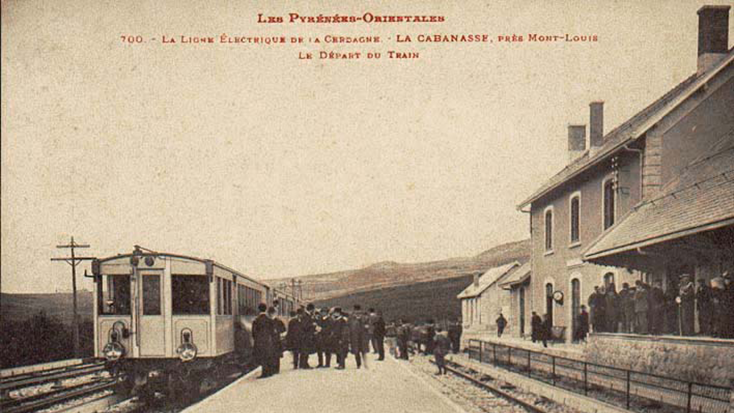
{"left": 466, "top": 339, "right": 731, "bottom": 413}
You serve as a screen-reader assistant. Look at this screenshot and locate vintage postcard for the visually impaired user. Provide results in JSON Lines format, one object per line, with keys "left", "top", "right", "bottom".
{"left": 2, "top": 1, "right": 733, "bottom": 412}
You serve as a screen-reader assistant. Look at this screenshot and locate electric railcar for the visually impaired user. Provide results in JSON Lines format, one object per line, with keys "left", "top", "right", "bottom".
{"left": 91, "top": 246, "right": 299, "bottom": 398}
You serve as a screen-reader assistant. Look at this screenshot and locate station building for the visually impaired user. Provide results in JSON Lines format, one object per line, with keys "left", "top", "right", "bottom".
{"left": 515, "top": 5, "right": 733, "bottom": 346}
{"left": 458, "top": 262, "right": 521, "bottom": 342}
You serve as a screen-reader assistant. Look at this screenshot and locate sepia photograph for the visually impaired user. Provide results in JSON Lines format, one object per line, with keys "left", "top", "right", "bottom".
{"left": 1, "top": 1, "right": 733, "bottom": 412}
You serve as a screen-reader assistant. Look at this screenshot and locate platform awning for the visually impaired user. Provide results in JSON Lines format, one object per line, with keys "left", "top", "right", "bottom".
{"left": 584, "top": 130, "right": 734, "bottom": 267}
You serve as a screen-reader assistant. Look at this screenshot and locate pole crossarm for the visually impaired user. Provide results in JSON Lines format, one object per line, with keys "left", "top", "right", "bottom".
{"left": 50, "top": 236, "right": 92, "bottom": 359}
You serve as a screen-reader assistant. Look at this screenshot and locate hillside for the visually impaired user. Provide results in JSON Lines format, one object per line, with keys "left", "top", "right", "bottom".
{"left": 274, "top": 239, "right": 531, "bottom": 301}
{"left": 314, "top": 275, "right": 474, "bottom": 324}
{"left": 1, "top": 291, "right": 94, "bottom": 324}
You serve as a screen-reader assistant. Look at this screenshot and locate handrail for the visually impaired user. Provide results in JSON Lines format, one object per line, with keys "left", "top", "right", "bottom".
{"left": 465, "top": 339, "right": 730, "bottom": 413}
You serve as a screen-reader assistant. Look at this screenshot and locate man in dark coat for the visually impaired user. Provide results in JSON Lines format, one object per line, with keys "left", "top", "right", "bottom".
{"left": 447, "top": 319, "right": 461, "bottom": 353}
{"left": 252, "top": 303, "right": 275, "bottom": 378}
{"left": 396, "top": 319, "right": 410, "bottom": 360}
{"left": 634, "top": 281, "right": 649, "bottom": 334}
{"left": 696, "top": 279, "right": 713, "bottom": 336}
{"left": 726, "top": 272, "right": 734, "bottom": 339}
{"left": 268, "top": 307, "right": 285, "bottom": 374}
{"left": 331, "top": 308, "right": 349, "bottom": 369}
{"left": 316, "top": 309, "right": 335, "bottom": 368}
{"left": 433, "top": 327, "right": 452, "bottom": 375}
{"left": 648, "top": 281, "right": 665, "bottom": 335}
{"left": 348, "top": 305, "right": 369, "bottom": 368}
{"left": 540, "top": 313, "right": 551, "bottom": 348}
{"left": 373, "top": 313, "right": 386, "bottom": 361}
{"left": 678, "top": 275, "right": 695, "bottom": 336}
{"left": 368, "top": 308, "right": 380, "bottom": 354}
{"left": 298, "top": 304, "right": 316, "bottom": 369}
{"left": 496, "top": 313, "right": 507, "bottom": 337}
{"left": 575, "top": 305, "right": 590, "bottom": 342}
{"left": 619, "top": 283, "right": 635, "bottom": 333}
{"left": 424, "top": 320, "right": 436, "bottom": 355}
{"left": 286, "top": 310, "right": 302, "bottom": 369}
{"left": 588, "top": 286, "right": 606, "bottom": 333}
{"left": 605, "top": 283, "right": 618, "bottom": 333}
{"left": 531, "top": 312, "right": 542, "bottom": 343}
{"left": 314, "top": 309, "right": 326, "bottom": 368}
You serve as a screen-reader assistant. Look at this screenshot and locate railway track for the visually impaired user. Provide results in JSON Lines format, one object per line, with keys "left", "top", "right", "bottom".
{"left": 0, "top": 359, "right": 119, "bottom": 413}
{"left": 1, "top": 362, "right": 107, "bottom": 392}
{"left": 440, "top": 360, "right": 550, "bottom": 413}
{"left": 1, "top": 380, "right": 117, "bottom": 413}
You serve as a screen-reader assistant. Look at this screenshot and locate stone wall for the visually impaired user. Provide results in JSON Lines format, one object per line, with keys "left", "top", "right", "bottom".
{"left": 585, "top": 333, "right": 734, "bottom": 387}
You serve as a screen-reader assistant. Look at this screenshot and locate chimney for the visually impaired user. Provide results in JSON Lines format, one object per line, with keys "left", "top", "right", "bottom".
{"left": 473, "top": 273, "right": 480, "bottom": 287}
{"left": 568, "top": 124, "right": 586, "bottom": 163}
{"left": 589, "top": 101, "right": 604, "bottom": 150}
{"left": 697, "top": 5, "right": 730, "bottom": 74}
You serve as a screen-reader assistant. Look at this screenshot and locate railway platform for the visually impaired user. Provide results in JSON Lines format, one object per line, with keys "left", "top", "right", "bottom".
{"left": 183, "top": 356, "right": 467, "bottom": 413}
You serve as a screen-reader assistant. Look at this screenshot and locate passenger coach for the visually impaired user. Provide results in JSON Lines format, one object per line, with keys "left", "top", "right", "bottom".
{"left": 91, "top": 246, "right": 298, "bottom": 398}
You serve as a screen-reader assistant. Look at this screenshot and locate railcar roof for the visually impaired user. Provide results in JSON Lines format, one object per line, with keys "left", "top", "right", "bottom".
{"left": 95, "top": 250, "right": 298, "bottom": 299}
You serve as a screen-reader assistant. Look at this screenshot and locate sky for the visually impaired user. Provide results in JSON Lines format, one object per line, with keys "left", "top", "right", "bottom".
{"left": 2, "top": 0, "right": 733, "bottom": 293}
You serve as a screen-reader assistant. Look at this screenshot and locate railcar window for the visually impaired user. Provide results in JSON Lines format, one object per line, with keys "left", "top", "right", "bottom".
{"left": 99, "top": 274, "right": 131, "bottom": 315}
{"left": 235, "top": 284, "right": 261, "bottom": 315}
{"left": 142, "top": 274, "right": 162, "bottom": 315}
{"left": 172, "top": 275, "right": 210, "bottom": 315}
{"left": 216, "top": 277, "right": 233, "bottom": 315}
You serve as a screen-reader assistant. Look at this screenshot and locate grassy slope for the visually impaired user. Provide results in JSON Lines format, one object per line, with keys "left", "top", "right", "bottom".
{"left": 314, "top": 274, "right": 474, "bottom": 323}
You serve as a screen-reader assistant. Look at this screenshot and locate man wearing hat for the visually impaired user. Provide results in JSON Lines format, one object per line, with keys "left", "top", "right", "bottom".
{"left": 712, "top": 271, "right": 734, "bottom": 338}
{"left": 298, "top": 304, "right": 317, "bottom": 369}
{"left": 331, "top": 308, "right": 349, "bottom": 369}
{"left": 286, "top": 310, "right": 302, "bottom": 369}
{"left": 677, "top": 274, "right": 695, "bottom": 336}
{"left": 696, "top": 279, "right": 714, "bottom": 336}
{"left": 252, "top": 303, "right": 275, "bottom": 378}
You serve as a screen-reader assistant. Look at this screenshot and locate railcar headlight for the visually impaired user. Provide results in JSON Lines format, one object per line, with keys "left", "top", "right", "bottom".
{"left": 103, "top": 342, "right": 125, "bottom": 361}
{"left": 177, "top": 343, "right": 198, "bottom": 362}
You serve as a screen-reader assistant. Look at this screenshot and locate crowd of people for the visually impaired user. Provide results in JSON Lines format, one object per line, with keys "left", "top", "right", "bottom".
{"left": 251, "top": 302, "right": 465, "bottom": 378}
{"left": 585, "top": 271, "right": 734, "bottom": 339}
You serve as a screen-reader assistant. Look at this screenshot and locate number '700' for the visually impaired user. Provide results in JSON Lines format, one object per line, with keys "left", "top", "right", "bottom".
{"left": 121, "top": 36, "right": 143, "bottom": 44}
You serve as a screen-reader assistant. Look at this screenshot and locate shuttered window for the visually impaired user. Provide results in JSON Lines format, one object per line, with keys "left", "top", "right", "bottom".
{"left": 570, "top": 195, "right": 580, "bottom": 243}
{"left": 545, "top": 209, "right": 553, "bottom": 251}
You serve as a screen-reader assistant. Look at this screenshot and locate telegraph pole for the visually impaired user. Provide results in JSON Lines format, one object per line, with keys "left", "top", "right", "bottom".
{"left": 51, "top": 236, "right": 95, "bottom": 358}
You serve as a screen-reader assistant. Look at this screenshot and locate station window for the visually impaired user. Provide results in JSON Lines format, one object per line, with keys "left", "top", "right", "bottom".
{"left": 142, "top": 274, "right": 162, "bottom": 315}
{"left": 172, "top": 275, "right": 210, "bottom": 315}
{"left": 603, "top": 179, "right": 616, "bottom": 230}
{"left": 98, "top": 274, "right": 131, "bottom": 315}
{"left": 544, "top": 208, "right": 553, "bottom": 251}
{"left": 570, "top": 195, "right": 580, "bottom": 243}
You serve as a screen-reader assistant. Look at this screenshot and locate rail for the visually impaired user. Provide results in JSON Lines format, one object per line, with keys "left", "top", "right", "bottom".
{"left": 467, "top": 339, "right": 731, "bottom": 413}
{"left": 0, "top": 361, "right": 106, "bottom": 392}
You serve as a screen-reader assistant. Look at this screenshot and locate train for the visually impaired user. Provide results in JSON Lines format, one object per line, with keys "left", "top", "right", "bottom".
{"left": 90, "top": 246, "right": 300, "bottom": 399}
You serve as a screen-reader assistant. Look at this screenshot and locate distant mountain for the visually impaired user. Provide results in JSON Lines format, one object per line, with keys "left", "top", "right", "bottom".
{"left": 272, "top": 239, "right": 531, "bottom": 301}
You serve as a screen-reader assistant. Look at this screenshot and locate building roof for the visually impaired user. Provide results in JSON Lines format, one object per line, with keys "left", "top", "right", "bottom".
{"left": 499, "top": 261, "right": 531, "bottom": 289}
{"left": 517, "top": 50, "right": 734, "bottom": 210}
{"left": 583, "top": 128, "right": 734, "bottom": 261}
{"left": 457, "top": 261, "right": 520, "bottom": 299}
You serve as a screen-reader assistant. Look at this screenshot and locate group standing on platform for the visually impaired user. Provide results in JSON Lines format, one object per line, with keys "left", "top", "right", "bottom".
{"left": 251, "top": 302, "right": 465, "bottom": 378}
{"left": 585, "top": 271, "right": 734, "bottom": 339}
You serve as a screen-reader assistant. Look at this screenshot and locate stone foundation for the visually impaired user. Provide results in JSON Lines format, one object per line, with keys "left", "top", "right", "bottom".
{"left": 585, "top": 333, "right": 734, "bottom": 387}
